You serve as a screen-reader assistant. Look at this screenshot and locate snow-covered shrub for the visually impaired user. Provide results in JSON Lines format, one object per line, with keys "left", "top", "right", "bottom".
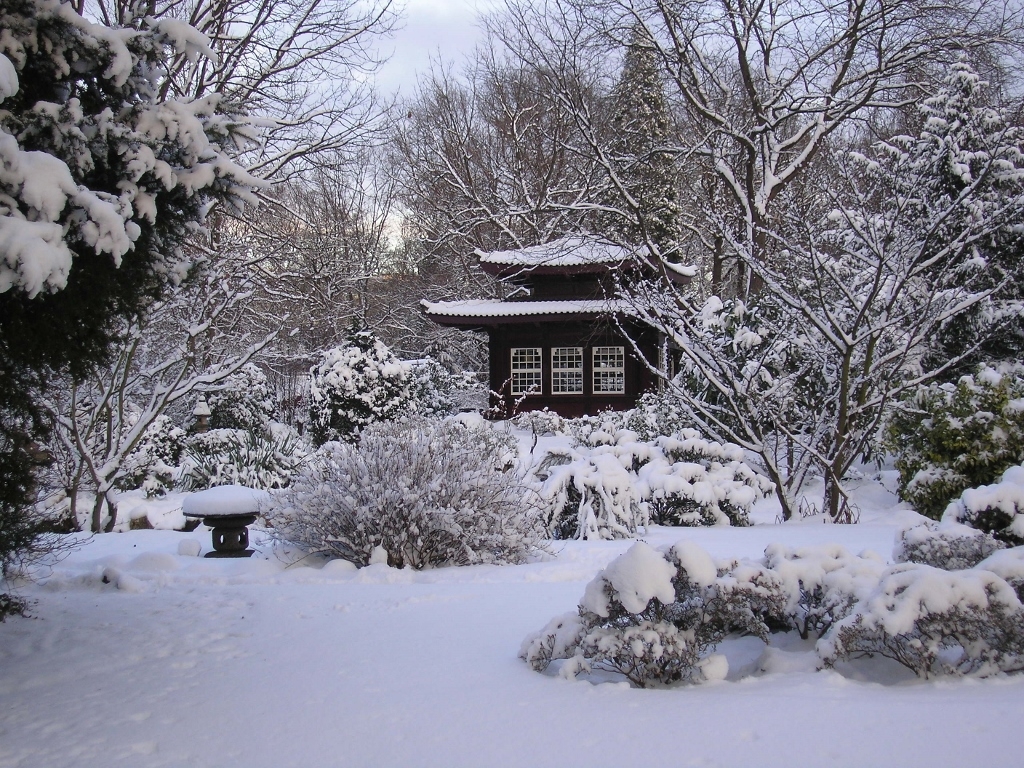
{"left": 764, "top": 544, "right": 886, "bottom": 639}
{"left": 819, "top": 563, "right": 1024, "bottom": 678}
{"left": 641, "top": 432, "right": 772, "bottom": 526}
{"left": 527, "top": 429, "right": 771, "bottom": 539}
{"left": 265, "top": 417, "right": 543, "bottom": 569}
{"left": 207, "top": 363, "right": 277, "bottom": 432}
{"left": 895, "top": 521, "right": 1006, "bottom": 570}
{"left": 511, "top": 409, "right": 566, "bottom": 439}
{"left": 620, "top": 390, "right": 693, "bottom": 442}
{"left": 181, "top": 426, "right": 307, "bottom": 491}
{"left": 308, "top": 330, "right": 413, "bottom": 445}
{"left": 558, "top": 391, "right": 692, "bottom": 445}
{"left": 521, "top": 541, "right": 785, "bottom": 687}
{"left": 888, "top": 364, "right": 1024, "bottom": 520}
{"left": 116, "top": 415, "right": 186, "bottom": 497}
{"left": 977, "top": 548, "right": 1024, "bottom": 603}
{"left": 530, "top": 443, "right": 648, "bottom": 540}
{"left": 941, "top": 464, "right": 1024, "bottom": 545}
{"left": 407, "top": 358, "right": 479, "bottom": 417}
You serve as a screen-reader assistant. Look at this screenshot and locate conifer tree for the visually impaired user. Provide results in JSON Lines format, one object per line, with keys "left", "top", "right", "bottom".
{"left": 908, "top": 61, "right": 1024, "bottom": 376}
{"left": 599, "top": 26, "right": 682, "bottom": 261}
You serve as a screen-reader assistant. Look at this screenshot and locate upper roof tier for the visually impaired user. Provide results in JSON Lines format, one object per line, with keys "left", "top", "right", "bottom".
{"left": 421, "top": 298, "right": 632, "bottom": 327}
{"left": 477, "top": 236, "right": 634, "bottom": 278}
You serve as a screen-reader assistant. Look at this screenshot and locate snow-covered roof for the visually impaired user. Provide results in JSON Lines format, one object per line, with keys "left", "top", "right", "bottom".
{"left": 421, "top": 298, "right": 631, "bottom": 323}
{"left": 475, "top": 236, "right": 633, "bottom": 270}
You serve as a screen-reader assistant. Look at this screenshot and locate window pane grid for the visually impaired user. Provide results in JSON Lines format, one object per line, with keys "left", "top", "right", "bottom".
{"left": 510, "top": 347, "right": 542, "bottom": 395}
{"left": 593, "top": 346, "right": 625, "bottom": 394}
{"left": 551, "top": 347, "right": 583, "bottom": 394}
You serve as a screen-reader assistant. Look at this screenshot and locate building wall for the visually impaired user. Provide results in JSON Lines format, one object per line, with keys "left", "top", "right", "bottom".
{"left": 487, "top": 318, "right": 658, "bottom": 418}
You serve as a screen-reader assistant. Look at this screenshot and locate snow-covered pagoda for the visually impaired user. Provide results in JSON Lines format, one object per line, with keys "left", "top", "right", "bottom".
{"left": 422, "top": 236, "right": 669, "bottom": 418}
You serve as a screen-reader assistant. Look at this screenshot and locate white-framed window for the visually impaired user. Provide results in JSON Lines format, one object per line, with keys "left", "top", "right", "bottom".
{"left": 592, "top": 346, "right": 625, "bottom": 394}
{"left": 510, "top": 347, "right": 543, "bottom": 395}
{"left": 551, "top": 347, "right": 583, "bottom": 394}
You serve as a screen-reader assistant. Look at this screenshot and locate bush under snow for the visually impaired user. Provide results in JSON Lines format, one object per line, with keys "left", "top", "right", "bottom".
{"left": 525, "top": 533, "right": 1024, "bottom": 686}
{"left": 889, "top": 364, "right": 1024, "bottom": 520}
{"left": 307, "top": 330, "right": 413, "bottom": 445}
{"left": 894, "top": 520, "right": 1006, "bottom": 570}
{"left": 942, "top": 463, "right": 1024, "bottom": 545}
{"left": 180, "top": 425, "right": 307, "bottom": 491}
{"left": 819, "top": 563, "right": 1024, "bottom": 678}
{"left": 526, "top": 428, "right": 772, "bottom": 540}
{"left": 265, "top": 416, "right": 544, "bottom": 569}
{"left": 521, "top": 541, "right": 785, "bottom": 687}
{"left": 763, "top": 543, "right": 886, "bottom": 639}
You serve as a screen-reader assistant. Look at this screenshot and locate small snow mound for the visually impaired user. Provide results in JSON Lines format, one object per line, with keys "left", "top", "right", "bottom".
{"left": 581, "top": 542, "right": 676, "bottom": 617}
{"left": 103, "top": 567, "right": 146, "bottom": 593}
{"left": 322, "top": 558, "right": 358, "bottom": 575}
{"left": 368, "top": 545, "right": 389, "bottom": 566}
{"left": 177, "top": 539, "right": 202, "bottom": 557}
{"left": 127, "top": 552, "right": 179, "bottom": 572}
{"left": 182, "top": 485, "right": 269, "bottom": 517}
{"left": 698, "top": 654, "right": 729, "bottom": 682}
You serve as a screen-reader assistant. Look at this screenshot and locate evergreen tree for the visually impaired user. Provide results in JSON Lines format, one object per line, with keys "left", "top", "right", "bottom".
{"left": 0, "top": 0, "right": 258, "bottom": 585}
{"left": 598, "top": 26, "right": 682, "bottom": 261}
{"left": 909, "top": 61, "right": 1024, "bottom": 376}
{"left": 308, "top": 325, "right": 413, "bottom": 445}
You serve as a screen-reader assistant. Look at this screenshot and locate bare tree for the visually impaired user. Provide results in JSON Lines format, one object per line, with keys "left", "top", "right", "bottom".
{"left": 42, "top": 248, "right": 274, "bottom": 533}
{"left": 392, "top": 51, "right": 611, "bottom": 298}
{"left": 87, "top": 0, "right": 397, "bottom": 180}
{"left": 624, "top": 63, "right": 1024, "bottom": 520}
{"left": 494, "top": 0, "right": 1023, "bottom": 294}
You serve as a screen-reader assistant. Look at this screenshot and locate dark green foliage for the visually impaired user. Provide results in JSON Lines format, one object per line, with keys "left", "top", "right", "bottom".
{"left": 181, "top": 428, "right": 307, "bottom": 491}
{"left": 207, "top": 363, "right": 277, "bottom": 431}
{"left": 307, "top": 326, "right": 413, "bottom": 445}
{"left": 0, "top": 592, "right": 30, "bottom": 622}
{"left": 598, "top": 26, "right": 682, "bottom": 260}
{"left": 888, "top": 365, "right": 1024, "bottom": 520}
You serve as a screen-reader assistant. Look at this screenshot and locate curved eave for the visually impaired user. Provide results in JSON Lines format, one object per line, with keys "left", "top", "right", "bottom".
{"left": 480, "top": 261, "right": 623, "bottom": 279}
{"left": 425, "top": 310, "right": 611, "bottom": 328}
{"left": 421, "top": 298, "right": 635, "bottom": 329}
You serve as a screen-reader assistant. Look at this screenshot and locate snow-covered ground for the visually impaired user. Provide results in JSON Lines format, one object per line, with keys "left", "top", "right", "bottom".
{"left": 2, "top": 477, "right": 1023, "bottom": 768}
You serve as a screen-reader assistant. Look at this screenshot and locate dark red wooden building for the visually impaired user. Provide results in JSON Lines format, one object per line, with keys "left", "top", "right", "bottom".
{"left": 422, "top": 237, "right": 666, "bottom": 418}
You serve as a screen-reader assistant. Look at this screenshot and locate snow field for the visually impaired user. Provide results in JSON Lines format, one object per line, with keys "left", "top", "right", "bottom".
{"left": 3, "top": 511, "right": 1024, "bottom": 767}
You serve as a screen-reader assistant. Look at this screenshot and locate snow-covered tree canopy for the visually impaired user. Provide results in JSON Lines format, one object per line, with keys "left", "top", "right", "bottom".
{"left": 0, "top": 0, "right": 261, "bottom": 298}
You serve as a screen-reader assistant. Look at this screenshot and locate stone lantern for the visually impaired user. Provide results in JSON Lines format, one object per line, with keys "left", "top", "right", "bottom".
{"left": 193, "top": 395, "right": 211, "bottom": 433}
{"left": 183, "top": 486, "right": 270, "bottom": 558}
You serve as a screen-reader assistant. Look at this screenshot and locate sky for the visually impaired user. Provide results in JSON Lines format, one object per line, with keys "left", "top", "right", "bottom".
{"left": 373, "top": 0, "right": 498, "bottom": 97}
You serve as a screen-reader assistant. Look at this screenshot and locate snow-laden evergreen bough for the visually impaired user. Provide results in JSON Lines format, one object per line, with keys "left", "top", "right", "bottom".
{"left": 266, "top": 416, "right": 545, "bottom": 569}
{"left": 0, "top": 0, "right": 260, "bottom": 298}
{"left": 889, "top": 364, "right": 1024, "bottom": 521}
